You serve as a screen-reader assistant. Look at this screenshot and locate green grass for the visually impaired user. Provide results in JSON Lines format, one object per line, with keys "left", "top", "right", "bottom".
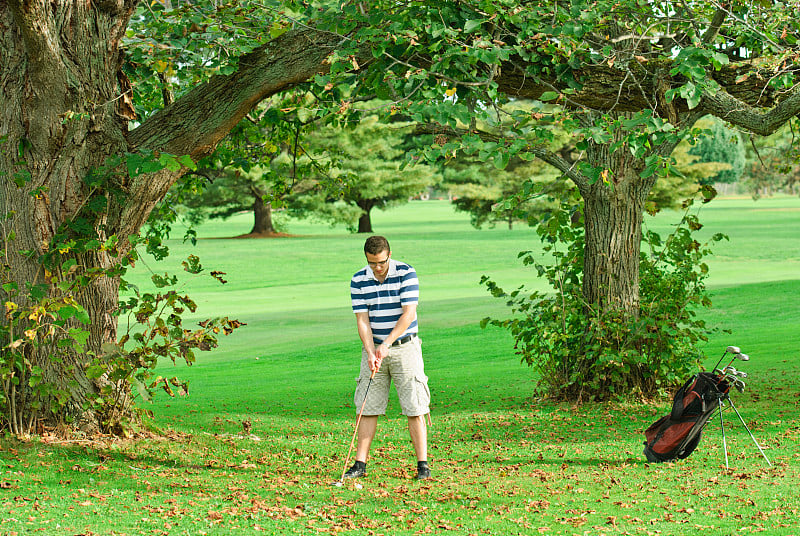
{"left": 2, "top": 197, "right": 799, "bottom": 535}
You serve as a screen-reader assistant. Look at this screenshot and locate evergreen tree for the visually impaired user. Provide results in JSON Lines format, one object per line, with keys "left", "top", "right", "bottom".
{"left": 297, "top": 115, "right": 438, "bottom": 233}
{"left": 688, "top": 118, "right": 746, "bottom": 186}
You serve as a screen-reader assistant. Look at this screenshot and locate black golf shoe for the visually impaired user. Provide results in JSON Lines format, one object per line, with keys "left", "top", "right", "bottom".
{"left": 415, "top": 462, "right": 431, "bottom": 480}
{"left": 343, "top": 461, "right": 367, "bottom": 479}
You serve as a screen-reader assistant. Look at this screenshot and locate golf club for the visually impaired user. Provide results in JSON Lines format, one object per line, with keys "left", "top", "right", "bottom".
{"left": 724, "top": 367, "right": 747, "bottom": 378}
{"left": 721, "top": 352, "right": 749, "bottom": 372}
{"left": 713, "top": 345, "right": 741, "bottom": 371}
{"left": 733, "top": 379, "right": 746, "bottom": 393}
{"left": 335, "top": 366, "right": 378, "bottom": 486}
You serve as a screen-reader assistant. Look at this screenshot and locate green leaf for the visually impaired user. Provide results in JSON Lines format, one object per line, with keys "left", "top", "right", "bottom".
{"left": 56, "top": 305, "right": 77, "bottom": 321}
{"left": 178, "top": 154, "right": 196, "bottom": 171}
{"left": 86, "top": 364, "right": 106, "bottom": 380}
{"left": 539, "top": 91, "right": 559, "bottom": 102}
{"left": 61, "top": 259, "right": 78, "bottom": 273}
{"left": 132, "top": 377, "right": 152, "bottom": 402}
{"left": 297, "top": 107, "right": 313, "bottom": 123}
{"left": 492, "top": 151, "right": 510, "bottom": 170}
{"left": 159, "top": 153, "right": 182, "bottom": 172}
{"left": 74, "top": 307, "right": 91, "bottom": 325}
{"left": 69, "top": 327, "right": 90, "bottom": 350}
{"left": 464, "top": 19, "right": 483, "bottom": 33}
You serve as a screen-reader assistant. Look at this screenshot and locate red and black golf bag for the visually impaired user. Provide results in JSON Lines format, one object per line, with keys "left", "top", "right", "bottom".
{"left": 643, "top": 372, "right": 730, "bottom": 463}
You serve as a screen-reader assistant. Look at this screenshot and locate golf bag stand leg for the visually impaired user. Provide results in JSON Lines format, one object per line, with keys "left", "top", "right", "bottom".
{"left": 719, "top": 397, "right": 729, "bottom": 469}
{"left": 728, "top": 399, "right": 772, "bottom": 467}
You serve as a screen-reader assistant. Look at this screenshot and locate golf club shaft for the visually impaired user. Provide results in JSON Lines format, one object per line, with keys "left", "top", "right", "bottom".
{"left": 712, "top": 349, "right": 730, "bottom": 373}
{"left": 339, "top": 367, "right": 378, "bottom": 482}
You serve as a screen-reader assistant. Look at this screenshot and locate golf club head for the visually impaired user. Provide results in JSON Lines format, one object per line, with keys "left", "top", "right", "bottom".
{"left": 737, "top": 353, "right": 749, "bottom": 362}
{"left": 734, "top": 380, "right": 745, "bottom": 393}
{"left": 735, "top": 371, "right": 748, "bottom": 379}
{"left": 726, "top": 345, "right": 741, "bottom": 354}
{"left": 723, "top": 366, "right": 737, "bottom": 375}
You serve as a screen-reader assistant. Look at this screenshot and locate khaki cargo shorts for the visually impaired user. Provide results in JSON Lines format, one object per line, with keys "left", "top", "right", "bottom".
{"left": 354, "top": 336, "right": 430, "bottom": 417}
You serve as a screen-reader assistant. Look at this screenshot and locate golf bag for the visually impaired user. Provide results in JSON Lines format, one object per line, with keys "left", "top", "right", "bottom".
{"left": 643, "top": 372, "right": 730, "bottom": 463}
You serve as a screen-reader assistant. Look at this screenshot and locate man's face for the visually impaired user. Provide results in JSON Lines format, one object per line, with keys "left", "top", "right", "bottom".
{"left": 366, "top": 250, "right": 391, "bottom": 279}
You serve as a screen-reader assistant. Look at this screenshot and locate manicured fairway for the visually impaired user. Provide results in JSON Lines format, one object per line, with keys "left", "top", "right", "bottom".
{"left": 1, "top": 197, "right": 798, "bottom": 535}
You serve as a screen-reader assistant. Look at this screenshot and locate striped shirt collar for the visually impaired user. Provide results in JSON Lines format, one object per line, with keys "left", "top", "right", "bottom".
{"left": 365, "top": 258, "right": 397, "bottom": 282}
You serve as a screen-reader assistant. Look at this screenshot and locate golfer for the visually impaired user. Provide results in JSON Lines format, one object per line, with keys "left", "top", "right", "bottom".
{"left": 344, "top": 235, "right": 431, "bottom": 480}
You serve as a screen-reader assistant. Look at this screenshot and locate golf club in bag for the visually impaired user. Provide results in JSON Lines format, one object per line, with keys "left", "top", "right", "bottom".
{"left": 643, "top": 346, "right": 771, "bottom": 468}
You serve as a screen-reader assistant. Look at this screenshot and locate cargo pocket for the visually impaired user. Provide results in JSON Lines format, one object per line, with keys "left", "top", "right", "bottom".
{"left": 414, "top": 374, "right": 431, "bottom": 411}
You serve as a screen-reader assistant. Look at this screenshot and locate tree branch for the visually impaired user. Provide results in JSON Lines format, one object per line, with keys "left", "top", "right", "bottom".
{"left": 701, "top": 6, "right": 727, "bottom": 44}
{"left": 700, "top": 86, "right": 800, "bottom": 136}
{"left": 128, "top": 27, "right": 361, "bottom": 157}
{"left": 120, "top": 26, "right": 371, "bottom": 239}
{"left": 414, "top": 123, "right": 588, "bottom": 189}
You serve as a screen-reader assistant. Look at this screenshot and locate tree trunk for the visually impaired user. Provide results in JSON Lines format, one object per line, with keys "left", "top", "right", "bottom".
{"left": 251, "top": 194, "right": 276, "bottom": 235}
{"left": 582, "top": 182, "right": 650, "bottom": 316}
{"left": 356, "top": 200, "right": 375, "bottom": 233}
{"left": 579, "top": 135, "right": 657, "bottom": 316}
{"left": 1, "top": 1, "right": 139, "bottom": 433}
{"left": 2, "top": 2, "right": 344, "bottom": 434}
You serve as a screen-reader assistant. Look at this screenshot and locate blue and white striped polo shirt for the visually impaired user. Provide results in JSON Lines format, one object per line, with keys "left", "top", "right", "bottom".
{"left": 350, "top": 259, "right": 419, "bottom": 345}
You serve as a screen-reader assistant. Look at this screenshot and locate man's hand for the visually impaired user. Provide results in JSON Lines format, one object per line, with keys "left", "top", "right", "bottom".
{"left": 368, "top": 349, "right": 383, "bottom": 372}
{"left": 375, "top": 342, "right": 390, "bottom": 361}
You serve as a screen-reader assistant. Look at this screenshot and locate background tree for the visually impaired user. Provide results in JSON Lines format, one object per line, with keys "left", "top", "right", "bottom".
{"left": 179, "top": 97, "right": 328, "bottom": 237}
{"left": 742, "top": 125, "right": 800, "bottom": 198}
{"left": 298, "top": 114, "right": 438, "bottom": 233}
{"left": 689, "top": 118, "right": 746, "bottom": 190}
{"left": 646, "top": 138, "right": 731, "bottom": 213}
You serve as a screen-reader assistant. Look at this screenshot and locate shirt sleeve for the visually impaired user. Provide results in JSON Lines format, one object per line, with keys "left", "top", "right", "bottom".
{"left": 351, "top": 276, "right": 368, "bottom": 313}
{"left": 399, "top": 267, "right": 419, "bottom": 305}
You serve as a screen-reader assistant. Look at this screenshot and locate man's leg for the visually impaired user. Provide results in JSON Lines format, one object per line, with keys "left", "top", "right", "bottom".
{"left": 407, "top": 414, "right": 427, "bottom": 461}
{"left": 355, "top": 415, "right": 378, "bottom": 462}
{"left": 344, "top": 415, "right": 377, "bottom": 479}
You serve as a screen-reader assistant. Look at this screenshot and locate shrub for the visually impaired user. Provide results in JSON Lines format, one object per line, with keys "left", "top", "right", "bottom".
{"left": 481, "top": 195, "right": 726, "bottom": 401}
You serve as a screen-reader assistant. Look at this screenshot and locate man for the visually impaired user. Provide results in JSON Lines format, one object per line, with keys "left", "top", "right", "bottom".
{"left": 345, "top": 235, "right": 431, "bottom": 480}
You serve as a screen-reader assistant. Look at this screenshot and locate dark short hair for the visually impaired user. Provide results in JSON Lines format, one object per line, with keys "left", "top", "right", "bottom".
{"left": 364, "top": 235, "right": 390, "bottom": 255}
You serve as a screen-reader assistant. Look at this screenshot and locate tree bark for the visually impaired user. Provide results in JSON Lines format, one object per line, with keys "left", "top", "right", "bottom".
{"left": 581, "top": 181, "right": 650, "bottom": 315}
{"left": 571, "top": 116, "right": 661, "bottom": 316}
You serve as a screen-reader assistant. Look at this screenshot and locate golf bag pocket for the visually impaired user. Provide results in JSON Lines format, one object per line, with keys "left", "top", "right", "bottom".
{"left": 643, "top": 416, "right": 702, "bottom": 462}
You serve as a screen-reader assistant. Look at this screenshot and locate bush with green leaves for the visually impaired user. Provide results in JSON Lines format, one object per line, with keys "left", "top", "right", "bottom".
{"left": 481, "top": 193, "right": 727, "bottom": 401}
